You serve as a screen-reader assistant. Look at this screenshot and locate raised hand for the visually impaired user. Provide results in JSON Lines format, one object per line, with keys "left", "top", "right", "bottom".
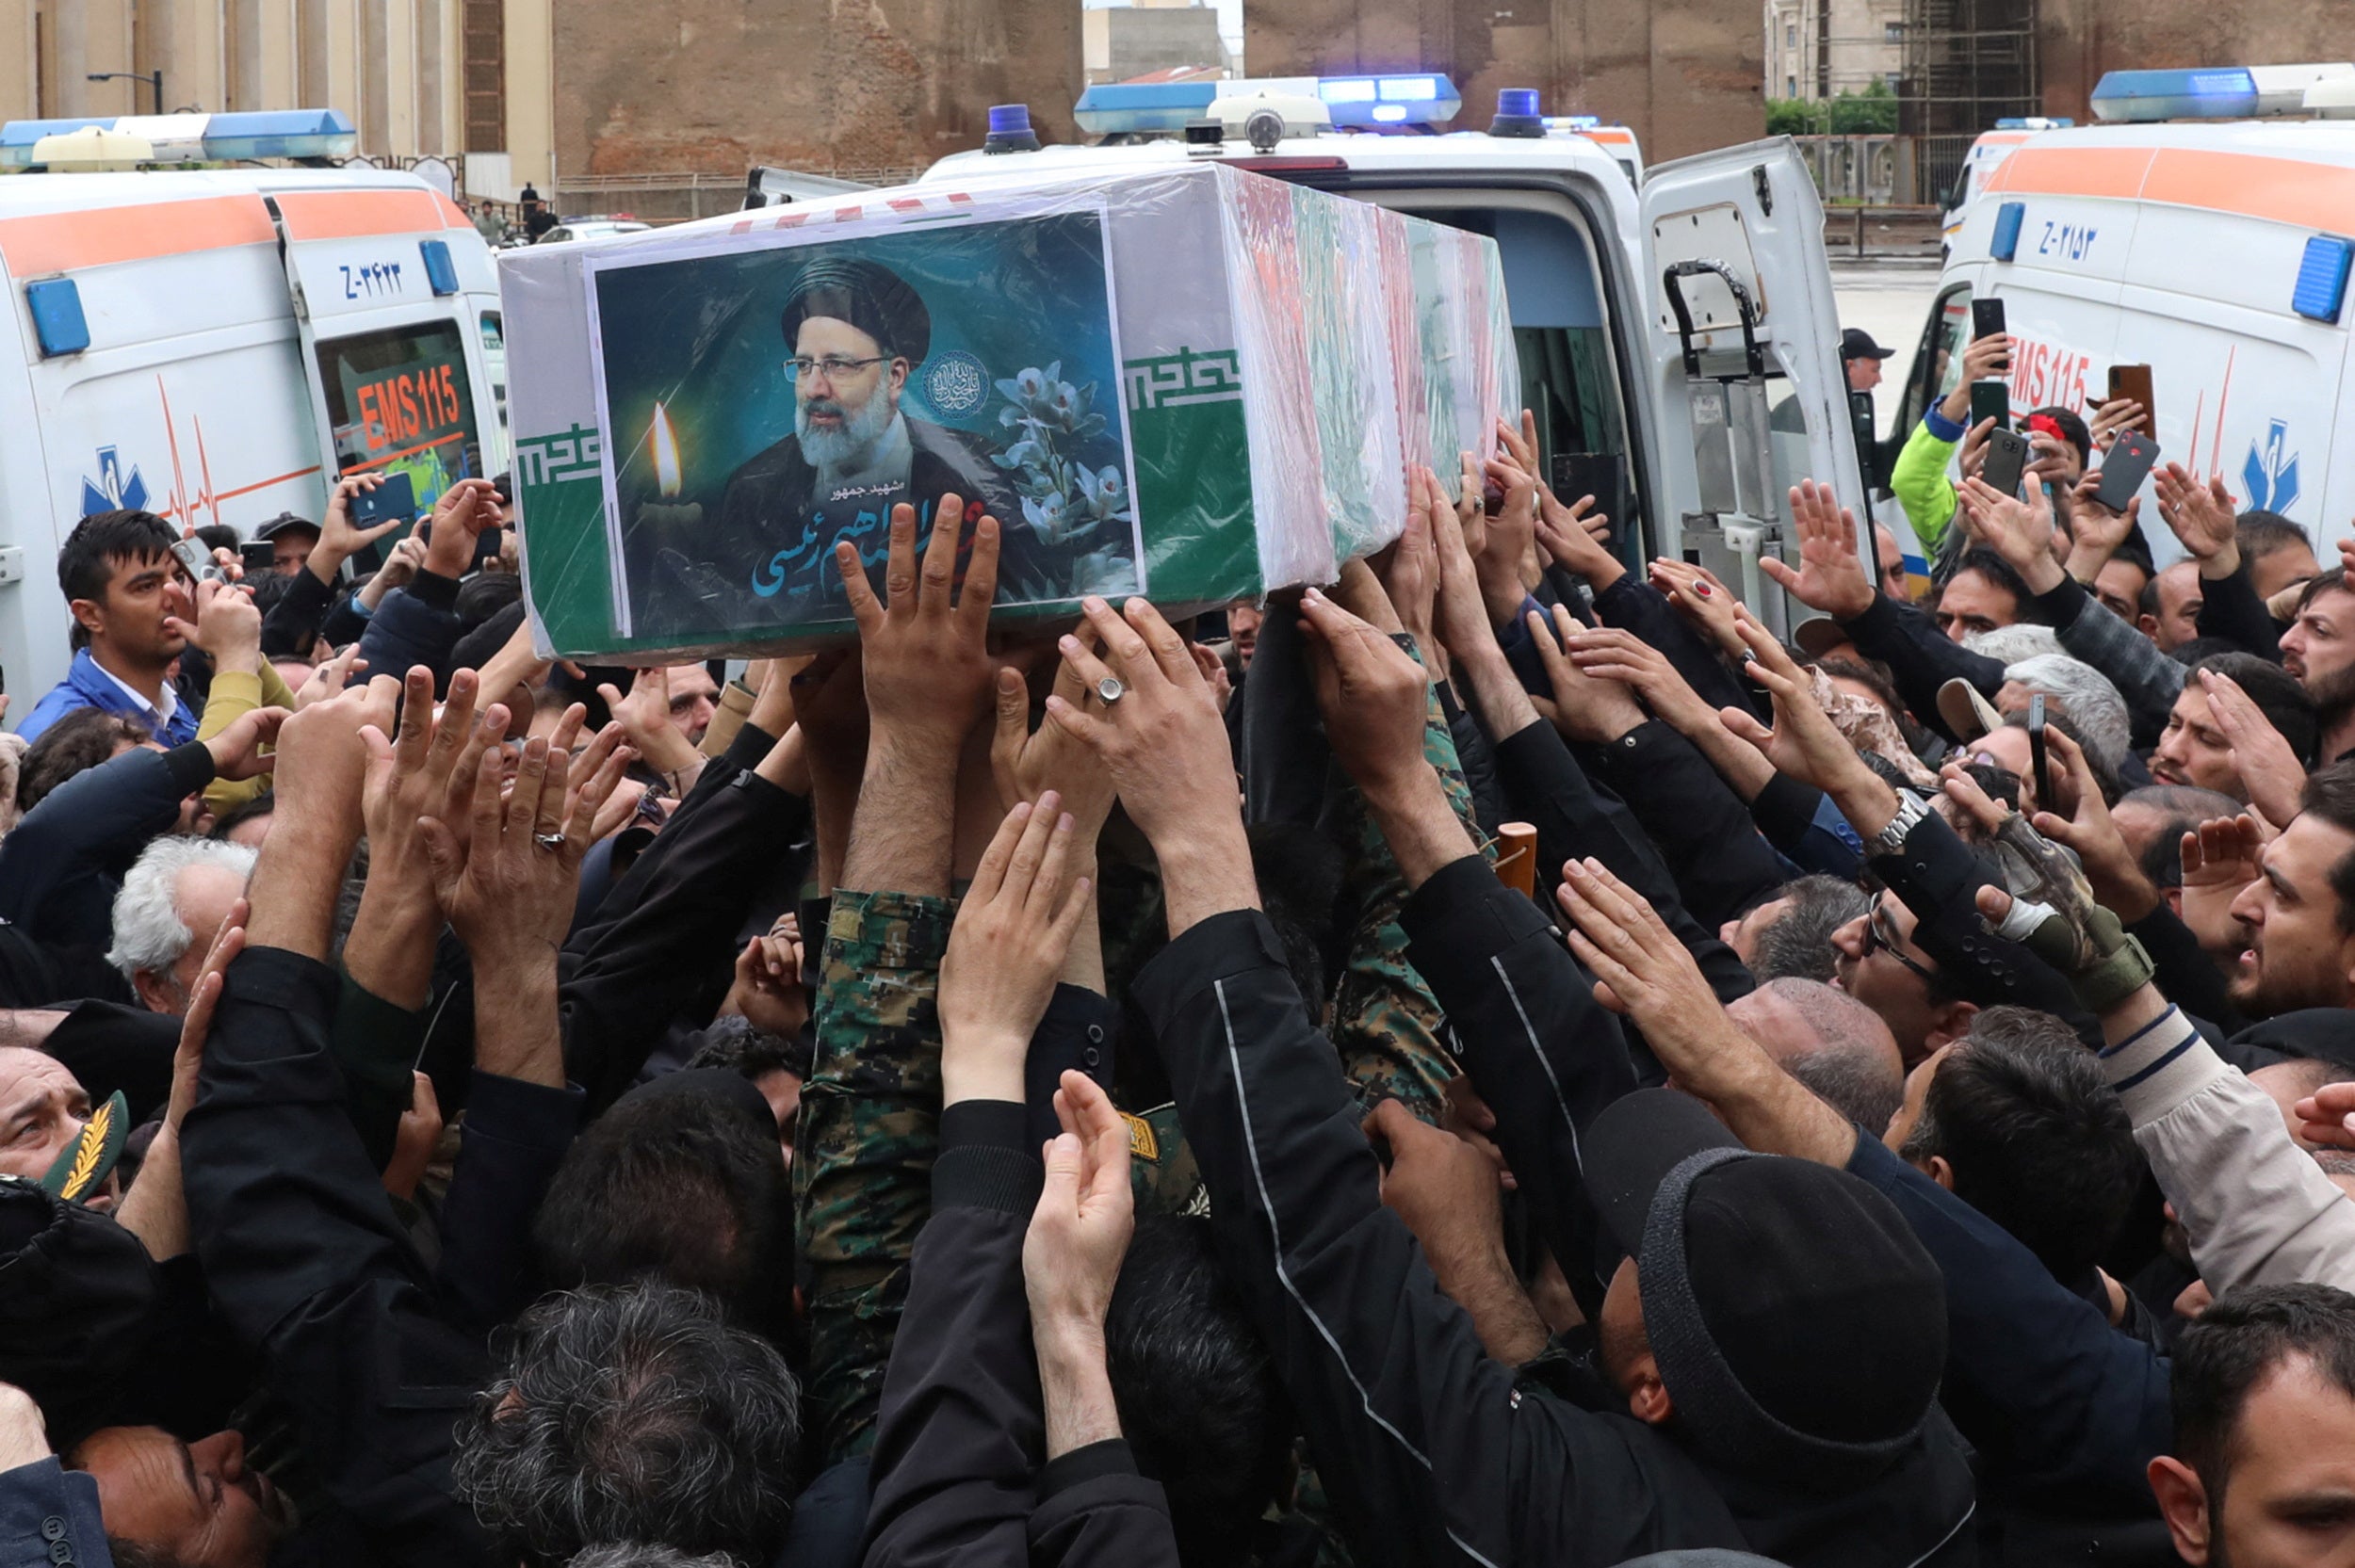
{"left": 2180, "top": 814, "right": 2266, "bottom": 950}
{"left": 1045, "top": 597, "right": 1255, "bottom": 932}
{"left": 316, "top": 473, "right": 408, "bottom": 572}
{"left": 993, "top": 652, "right": 1117, "bottom": 843}
{"left": 1562, "top": 624, "right": 1719, "bottom": 734}
{"left": 1555, "top": 857, "right": 1741, "bottom": 1052}
{"left": 842, "top": 494, "right": 1000, "bottom": 756}
{"left": 1715, "top": 609, "right": 1891, "bottom": 817}
{"left": 421, "top": 477, "right": 499, "bottom": 579}
{"left": 2201, "top": 669, "right": 2308, "bottom": 829}
{"left": 2087, "top": 397, "right": 2146, "bottom": 452}
{"left": 1478, "top": 439, "right": 1541, "bottom": 628}
{"left": 2066, "top": 471, "right": 2140, "bottom": 578}
{"left": 2026, "top": 727, "right": 2158, "bottom": 920}
{"left": 419, "top": 726, "right": 626, "bottom": 969}
{"left": 1761, "top": 480, "right": 1875, "bottom": 620}
{"left": 2153, "top": 462, "right": 2240, "bottom": 574}
{"left": 268, "top": 674, "right": 399, "bottom": 838}
{"left": 1024, "top": 1069, "right": 1137, "bottom": 1458}
{"left": 597, "top": 665, "right": 702, "bottom": 784}
{"left": 113, "top": 900, "right": 247, "bottom": 1260}
{"left": 1647, "top": 557, "right": 1740, "bottom": 647}
{"left": 1957, "top": 475, "right": 2064, "bottom": 592}
{"left": 939, "top": 792, "right": 1091, "bottom": 1106}
{"left": 1429, "top": 464, "right": 1504, "bottom": 669}
{"left": 202, "top": 703, "right": 289, "bottom": 783}
{"left": 1524, "top": 605, "right": 1645, "bottom": 745}
{"left": 724, "top": 913, "right": 808, "bottom": 1040}
{"left": 1956, "top": 415, "right": 1999, "bottom": 487}
{"left": 167, "top": 576, "right": 264, "bottom": 674}
{"left": 1295, "top": 586, "right": 1433, "bottom": 805}
{"left": 1370, "top": 481, "right": 1441, "bottom": 658}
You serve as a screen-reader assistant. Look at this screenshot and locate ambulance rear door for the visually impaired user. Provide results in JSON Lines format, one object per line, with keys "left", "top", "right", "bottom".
{"left": 1640, "top": 137, "right": 1860, "bottom": 632}
{"left": 267, "top": 181, "right": 504, "bottom": 519}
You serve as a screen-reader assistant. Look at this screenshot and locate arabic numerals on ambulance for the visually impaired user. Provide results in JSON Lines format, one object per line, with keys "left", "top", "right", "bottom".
{"left": 2037, "top": 220, "right": 2097, "bottom": 262}
{"left": 339, "top": 260, "right": 409, "bottom": 300}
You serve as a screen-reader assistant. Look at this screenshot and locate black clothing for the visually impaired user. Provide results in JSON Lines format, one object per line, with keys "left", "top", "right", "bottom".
{"left": 1839, "top": 594, "right": 2005, "bottom": 746}
{"left": 183, "top": 946, "right": 497, "bottom": 1567}
{"left": 1135, "top": 905, "right": 1973, "bottom": 1567}
{"left": 2195, "top": 562, "right": 2284, "bottom": 662}
{"left": 634, "top": 417, "right": 1022, "bottom": 634}
{"left": 1589, "top": 720, "right": 1789, "bottom": 929}
{"left": 0, "top": 741, "right": 212, "bottom": 950}
{"left": 1488, "top": 720, "right": 1754, "bottom": 1004}
{"left": 865, "top": 1101, "right": 1180, "bottom": 1568}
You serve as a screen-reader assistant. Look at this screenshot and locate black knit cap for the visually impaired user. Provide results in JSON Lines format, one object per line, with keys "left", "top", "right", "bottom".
{"left": 0, "top": 1176, "right": 159, "bottom": 1448}
{"left": 781, "top": 256, "right": 931, "bottom": 364}
{"left": 1584, "top": 1090, "right": 1948, "bottom": 1483}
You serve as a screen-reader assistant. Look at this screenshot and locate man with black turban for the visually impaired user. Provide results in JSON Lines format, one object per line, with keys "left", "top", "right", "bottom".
{"left": 700, "top": 255, "right": 1014, "bottom": 617}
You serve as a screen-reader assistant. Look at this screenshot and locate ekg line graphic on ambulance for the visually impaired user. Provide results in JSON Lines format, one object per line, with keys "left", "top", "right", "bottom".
{"left": 107, "top": 374, "right": 320, "bottom": 527}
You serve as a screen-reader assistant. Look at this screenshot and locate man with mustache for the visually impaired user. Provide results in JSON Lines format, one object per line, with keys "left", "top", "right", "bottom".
{"left": 664, "top": 256, "right": 1015, "bottom": 623}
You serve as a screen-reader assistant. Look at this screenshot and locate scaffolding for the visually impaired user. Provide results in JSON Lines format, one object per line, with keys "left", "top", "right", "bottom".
{"left": 1900, "top": 0, "right": 2038, "bottom": 139}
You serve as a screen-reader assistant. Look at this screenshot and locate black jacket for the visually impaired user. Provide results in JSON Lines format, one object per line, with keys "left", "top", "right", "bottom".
{"left": 1488, "top": 720, "right": 1754, "bottom": 1005}
{"left": 1136, "top": 906, "right": 1752, "bottom": 1566}
{"left": 183, "top": 946, "right": 497, "bottom": 1568}
{"left": 2195, "top": 562, "right": 2284, "bottom": 663}
{"left": 865, "top": 1100, "right": 1180, "bottom": 1568}
{"left": 0, "top": 741, "right": 213, "bottom": 950}
{"left": 1401, "top": 860, "right": 1981, "bottom": 1568}
{"left": 1587, "top": 720, "right": 1789, "bottom": 928}
{"left": 560, "top": 723, "right": 811, "bottom": 1113}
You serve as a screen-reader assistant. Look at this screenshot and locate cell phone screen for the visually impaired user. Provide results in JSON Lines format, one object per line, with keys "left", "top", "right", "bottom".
{"left": 1972, "top": 297, "right": 2007, "bottom": 341}
{"left": 1970, "top": 380, "right": 2012, "bottom": 434}
{"left": 2028, "top": 693, "right": 2052, "bottom": 808}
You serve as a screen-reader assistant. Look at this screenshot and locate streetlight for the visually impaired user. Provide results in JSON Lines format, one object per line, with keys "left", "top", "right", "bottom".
{"left": 86, "top": 71, "right": 165, "bottom": 114}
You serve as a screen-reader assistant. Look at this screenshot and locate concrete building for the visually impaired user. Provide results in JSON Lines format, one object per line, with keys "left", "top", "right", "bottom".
{"left": 1242, "top": 0, "right": 1764, "bottom": 164}
{"left": 1765, "top": 0, "right": 1907, "bottom": 104}
{"left": 1084, "top": 1, "right": 1234, "bottom": 87}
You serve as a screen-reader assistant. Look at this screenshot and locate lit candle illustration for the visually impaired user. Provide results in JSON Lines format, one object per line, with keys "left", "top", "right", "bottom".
{"left": 651, "top": 401, "right": 682, "bottom": 497}
{"left": 636, "top": 400, "right": 704, "bottom": 530}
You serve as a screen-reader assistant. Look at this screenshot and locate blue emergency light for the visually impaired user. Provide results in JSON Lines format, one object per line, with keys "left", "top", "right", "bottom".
{"left": 0, "top": 107, "right": 357, "bottom": 168}
{"left": 2090, "top": 67, "right": 2259, "bottom": 121}
{"left": 2293, "top": 235, "right": 2353, "bottom": 323}
{"left": 1072, "top": 73, "right": 1460, "bottom": 137}
{"left": 1490, "top": 89, "right": 1544, "bottom": 137}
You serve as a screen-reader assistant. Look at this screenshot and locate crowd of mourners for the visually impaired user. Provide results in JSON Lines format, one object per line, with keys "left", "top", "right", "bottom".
{"left": 8, "top": 317, "right": 2355, "bottom": 1568}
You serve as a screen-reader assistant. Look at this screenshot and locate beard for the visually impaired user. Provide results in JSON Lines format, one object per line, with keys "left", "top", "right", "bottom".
{"left": 796, "top": 376, "right": 897, "bottom": 471}
{"left": 2304, "top": 658, "right": 2355, "bottom": 723}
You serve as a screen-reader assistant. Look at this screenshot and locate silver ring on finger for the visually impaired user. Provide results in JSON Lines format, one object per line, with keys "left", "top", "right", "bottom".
{"left": 534, "top": 832, "right": 566, "bottom": 852}
{"left": 1096, "top": 676, "right": 1127, "bottom": 705}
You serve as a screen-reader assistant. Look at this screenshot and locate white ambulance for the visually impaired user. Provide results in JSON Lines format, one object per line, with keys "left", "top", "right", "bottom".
{"left": 927, "top": 77, "right": 1866, "bottom": 627}
{"left": 1883, "top": 65, "right": 2355, "bottom": 560}
{"left": 0, "top": 109, "right": 509, "bottom": 717}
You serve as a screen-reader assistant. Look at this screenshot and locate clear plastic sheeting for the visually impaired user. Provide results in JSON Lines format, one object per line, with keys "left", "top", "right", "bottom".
{"left": 502, "top": 161, "right": 1520, "bottom": 661}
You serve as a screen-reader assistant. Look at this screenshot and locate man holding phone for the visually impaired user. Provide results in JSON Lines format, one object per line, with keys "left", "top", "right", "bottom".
{"left": 1891, "top": 315, "right": 2014, "bottom": 558}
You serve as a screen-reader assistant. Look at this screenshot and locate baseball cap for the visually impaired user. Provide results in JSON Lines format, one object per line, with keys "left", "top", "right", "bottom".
{"left": 1936, "top": 676, "right": 2007, "bottom": 744}
{"left": 1584, "top": 1089, "right": 1947, "bottom": 1481}
{"left": 1841, "top": 328, "right": 1895, "bottom": 362}
{"left": 1791, "top": 615, "right": 1853, "bottom": 660}
{"left": 254, "top": 510, "right": 319, "bottom": 542}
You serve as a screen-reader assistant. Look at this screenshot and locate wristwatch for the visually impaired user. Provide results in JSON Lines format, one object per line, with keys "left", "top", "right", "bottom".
{"left": 1864, "top": 789, "right": 1929, "bottom": 859}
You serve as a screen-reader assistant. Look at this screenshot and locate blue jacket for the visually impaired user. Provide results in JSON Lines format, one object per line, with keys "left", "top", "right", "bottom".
{"left": 16, "top": 649, "right": 197, "bottom": 747}
{"left": 0, "top": 1459, "right": 110, "bottom": 1568}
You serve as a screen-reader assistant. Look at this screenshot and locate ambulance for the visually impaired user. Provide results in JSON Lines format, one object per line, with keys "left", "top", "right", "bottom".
{"left": 0, "top": 108, "right": 509, "bottom": 715}
{"left": 926, "top": 77, "right": 1866, "bottom": 628}
{"left": 1883, "top": 64, "right": 2355, "bottom": 560}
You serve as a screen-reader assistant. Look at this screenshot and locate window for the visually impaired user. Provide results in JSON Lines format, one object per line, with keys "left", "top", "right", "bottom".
{"left": 479, "top": 311, "right": 509, "bottom": 436}
{"left": 1786, "top": 24, "right": 1797, "bottom": 47}
{"left": 316, "top": 319, "right": 487, "bottom": 507}
{"left": 1787, "top": 76, "right": 1798, "bottom": 98}
{"left": 1885, "top": 21, "right": 1904, "bottom": 40}
{"left": 1886, "top": 72, "right": 1904, "bottom": 90}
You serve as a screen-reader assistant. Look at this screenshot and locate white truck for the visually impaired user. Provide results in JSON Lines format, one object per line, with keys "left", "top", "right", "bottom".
{"left": 1884, "top": 65, "right": 2355, "bottom": 563}
{"left": 0, "top": 109, "right": 509, "bottom": 718}
{"left": 934, "top": 77, "right": 1868, "bottom": 628}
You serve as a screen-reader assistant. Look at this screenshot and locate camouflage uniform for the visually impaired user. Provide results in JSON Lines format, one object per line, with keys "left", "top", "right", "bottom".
{"left": 1324, "top": 650, "right": 1492, "bottom": 1125}
{"left": 793, "top": 887, "right": 952, "bottom": 1467}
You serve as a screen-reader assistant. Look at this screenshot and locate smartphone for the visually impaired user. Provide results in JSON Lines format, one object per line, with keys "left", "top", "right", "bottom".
{"left": 1970, "top": 379, "right": 2012, "bottom": 434}
{"left": 239, "top": 541, "right": 277, "bottom": 575}
{"left": 2028, "top": 693, "right": 2052, "bottom": 810}
{"left": 1980, "top": 428, "right": 2031, "bottom": 497}
{"left": 1972, "top": 296, "right": 2007, "bottom": 343}
{"left": 349, "top": 470, "right": 416, "bottom": 527}
{"left": 2107, "top": 364, "right": 2156, "bottom": 436}
{"left": 2095, "top": 428, "right": 2162, "bottom": 512}
{"left": 168, "top": 536, "right": 223, "bottom": 584}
